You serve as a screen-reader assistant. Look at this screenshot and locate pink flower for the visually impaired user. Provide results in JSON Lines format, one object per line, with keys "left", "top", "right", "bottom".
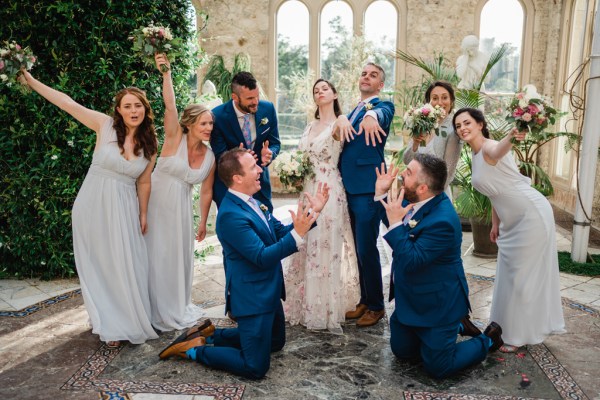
{"left": 30, "top": 56, "right": 36, "bottom": 63}
{"left": 527, "top": 104, "right": 539, "bottom": 115}
{"left": 516, "top": 92, "right": 524, "bottom": 100}
{"left": 15, "top": 44, "right": 21, "bottom": 51}
{"left": 158, "top": 28, "right": 165, "bottom": 38}
{"left": 536, "top": 117, "right": 546, "bottom": 125}
{"left": 522, "top": 113, "right": 532, "bottom": 122}
{"left": 0, "top": 60, "right": 4, "bottom": 70}
{"left": 421, "top": 107, "right": 430, "bottom": 116}
{"left": 513, "top": 108, "right": 524, "bottom": 117}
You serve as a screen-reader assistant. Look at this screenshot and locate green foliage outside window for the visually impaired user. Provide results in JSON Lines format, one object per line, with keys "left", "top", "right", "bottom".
{"left": 0, "top": 0, "right": 199, "bottom": 278}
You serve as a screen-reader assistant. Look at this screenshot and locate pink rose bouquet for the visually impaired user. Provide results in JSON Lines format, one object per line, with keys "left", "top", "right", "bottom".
{"left": 402, "top": 103, "right": 447, "bottom": 146}
{"left": 0, "top": 40, "right": 36, "bottom": 92}
{"left": 129, "top": 23, "right": 183, "bottom": 72}
{"left": 506, "top": 84, "right": 557, "bottom": 135}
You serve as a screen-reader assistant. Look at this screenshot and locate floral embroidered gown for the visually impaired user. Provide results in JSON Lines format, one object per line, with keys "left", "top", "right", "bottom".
{"left": 283, "top": 122, "right": 360, "bottom": 334}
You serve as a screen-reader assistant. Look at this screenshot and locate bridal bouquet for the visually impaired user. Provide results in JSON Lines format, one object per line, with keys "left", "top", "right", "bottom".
{"left": 0, "top": 40, "right": 36, "bottom": 91}
{"left": 129, "top": 23, "right": 183, "bottom": 72}
{"left": 506, "top": 84, "right": 558, "bottom": 135}
{"left": 402, "top": 103, "right": 447, "bottom": 146}
{"left": 272, "top": 150, "right": 313, "bottom": 192}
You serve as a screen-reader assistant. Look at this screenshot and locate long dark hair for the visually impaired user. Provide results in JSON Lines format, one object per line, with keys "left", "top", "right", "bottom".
{"left": 453, "top": 107, "right": 490, "bottom": 138}
{"left": 313, "top": 79, "right": 341, "bottom": 120}
{"left": 112, "top": 87, "right": 158, "bottom": 160}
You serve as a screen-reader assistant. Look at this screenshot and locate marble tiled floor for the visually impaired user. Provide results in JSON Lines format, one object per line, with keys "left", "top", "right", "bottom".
{"left": 1, "top": 199, "right": 599, "bottom": 399}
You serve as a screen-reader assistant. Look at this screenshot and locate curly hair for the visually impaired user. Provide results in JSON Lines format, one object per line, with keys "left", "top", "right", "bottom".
{"left": 112, "top": 87, "right": 158, "bottom": 160}
{"left": 180, "top": 104, "right": 214, "bottom": 134}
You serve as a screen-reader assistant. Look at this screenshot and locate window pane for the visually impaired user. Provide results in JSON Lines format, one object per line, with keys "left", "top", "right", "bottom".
{"left": 364, "top": 0, "right": 398, "bottom": 91}
{"left": 320, "top": 1, "right": 353, "bottom": 81}
{"left": 277, "top": 0, "right": 309, "bottom": 149}
{"left": 555, "top": 0, "right": 590, "bottom": 180}
{"left": 479, "top": 0, "right": 523, "bottom": 92}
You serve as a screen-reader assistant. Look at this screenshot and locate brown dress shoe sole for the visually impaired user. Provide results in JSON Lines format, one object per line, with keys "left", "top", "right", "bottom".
{"left": 158, "top": 319, "right": 212, "bottom": 359}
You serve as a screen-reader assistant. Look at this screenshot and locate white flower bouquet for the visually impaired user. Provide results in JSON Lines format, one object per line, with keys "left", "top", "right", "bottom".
{"left": 402, "top": 103, "right": 447, "bottom": 146}
{"left": 129, "top": 23, "right": 183, "bottom": 72}
{"left": 0, "top": 40, "right": 36, "bottom": 92}
{"left": 272, "top": 150, "right": 313, "bottom": 192}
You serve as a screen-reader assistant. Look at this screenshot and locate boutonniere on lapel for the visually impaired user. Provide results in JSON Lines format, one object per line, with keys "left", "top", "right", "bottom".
{"left": 259, "top": 204, "right": 269, "bottom": 215}
{"left": 408, "top": 219, "right": 419, "bottom": 229}
{"left": 364, "top": 102, "right": 374, "bottom": 110}
{"left": 260, "top": 117, "right": 269, "bottom": 126}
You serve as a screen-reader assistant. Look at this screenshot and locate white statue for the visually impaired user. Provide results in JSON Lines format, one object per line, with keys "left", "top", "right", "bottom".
{"left": 456, "top": 35, "right": 490, "bottom": 90}
{"left": 197, "top": 79, "right": 222, "bottom": 109}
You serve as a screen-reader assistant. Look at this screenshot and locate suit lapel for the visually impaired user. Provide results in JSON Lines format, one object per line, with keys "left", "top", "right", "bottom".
{"left": 349, "top": 97, "right": 380, "bottom": 126}
{"left": 228, "top": 192, "right": 275, "bottom": 241}
{"left": 224, "top": 102, "right": 246, "bottom": 146}
{"left": 411, "top": 192, "right": 447, "bottom": 223}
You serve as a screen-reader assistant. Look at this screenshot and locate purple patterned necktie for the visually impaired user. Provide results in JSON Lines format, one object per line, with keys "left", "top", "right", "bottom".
{"left": 242, "top": 114, "right": 252, "bottom": 148}
{"left": 348, "top": 101, "right": 365, "bottom": 124}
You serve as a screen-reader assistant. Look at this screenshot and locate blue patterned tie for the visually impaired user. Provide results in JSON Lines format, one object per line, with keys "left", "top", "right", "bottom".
{"left": 348, "top": 101, "right": 365, "bottom": 124}
{"left": 403, "top": 208, "right": 415, "bottom": 225}
{"left": 242, "top": 114, "right": 252, "bottom": 148}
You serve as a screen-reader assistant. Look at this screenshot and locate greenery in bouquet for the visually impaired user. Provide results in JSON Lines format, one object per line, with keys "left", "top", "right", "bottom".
{"left": 0, "top": 40, "right": 36, "bottom": 92}
{"left": 272, "top": 150, "right": 313, "bottom": 192}
{"left": 130, "top": 23, "right": 184, "bottom": 72}
{"left": 402, "top": 103, "right": 447, "bottom": 146}
{"left": 506, "top": 84, "right": 558, "bottom": 135}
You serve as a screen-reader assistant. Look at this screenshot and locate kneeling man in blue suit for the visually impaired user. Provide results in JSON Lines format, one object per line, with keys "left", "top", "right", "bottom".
{"left": 159, "top": 148, "right": 329, "bottom": 379}
{"left": 376, "top": 153, "right": 504, "bottom": 378}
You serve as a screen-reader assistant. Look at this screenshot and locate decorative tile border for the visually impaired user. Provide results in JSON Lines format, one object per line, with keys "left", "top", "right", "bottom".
{"left": 0, "top": 289, "right": 82, "bottom": 317}
{"left": 62, "top": 320, "right": 244, "bottom": 400}
{"left": 403, "top": 344, "right": 588, "bottom": 400}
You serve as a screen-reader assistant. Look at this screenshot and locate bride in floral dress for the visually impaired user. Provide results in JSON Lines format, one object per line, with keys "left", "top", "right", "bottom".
{"left": 283, "top": 79, "right": 360, "bottom": 334}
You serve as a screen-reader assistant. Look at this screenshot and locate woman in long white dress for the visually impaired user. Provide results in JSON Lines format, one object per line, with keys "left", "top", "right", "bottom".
{"left": 403, "top": 81, "right": 462, "bottom": 200}
{"left": 145, "top": 54, "right": 215, "bottom": 331}
{"left": 453, "top": 107, "right": 565, "bottom": 352}
{"left": 21, "top": 70, "right": 159, "bottom": 347}
{"left": 283, "top": 79, "right": 360, "bottom": 334}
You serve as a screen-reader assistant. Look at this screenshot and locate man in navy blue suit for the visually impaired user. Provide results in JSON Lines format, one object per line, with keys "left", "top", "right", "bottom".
{"left": 210, "top": 72, "right": 280, "bottom": 211}
{"left": 336, "top": 63, "right": 395, "bottom": 327}
{"left": 159, "top": 148, "right": 329, "bottom": 379}
{"left": 376, "top": 153, "right": 503, "bottom": 378}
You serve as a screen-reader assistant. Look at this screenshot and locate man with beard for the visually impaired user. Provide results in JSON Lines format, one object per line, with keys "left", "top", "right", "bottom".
{"left": 375, "top": 153, "right": 503, "bottom": 378}
{"left": 210, "top": 72, "right": 280, "bottom": 211}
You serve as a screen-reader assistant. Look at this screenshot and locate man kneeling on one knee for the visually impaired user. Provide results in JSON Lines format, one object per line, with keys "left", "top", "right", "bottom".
{"left": 158, "top": 148, "right": 329, "bottom": 379}
{"left": 376, "top": 153, "right": 503, "bottom": 379}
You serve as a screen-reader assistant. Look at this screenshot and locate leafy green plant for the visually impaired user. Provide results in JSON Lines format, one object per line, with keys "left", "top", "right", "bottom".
{"left": 0, "top": 0, "right": 199, "bottom": 279}
{"left": 454, "top": 149, "right": 493, "bottom": 223}
{"left": 203, "top": 53, "right": 252, "bottom": 101}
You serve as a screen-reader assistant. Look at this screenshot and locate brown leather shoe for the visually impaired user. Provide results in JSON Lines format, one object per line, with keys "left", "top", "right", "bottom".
{"left": 460, "top": 315, "right": 482, "bottom": 337}
{"left": 159, "top": 336, "right": 206, "bottom": 360}
{"left": 157, "top": 319, "right": 213, "bottom": 358}
{"left": 345, "top": 304, "right": 368, "bottom": 320}
{"left": 483, "top": 322, "right": 504, "bottom": 352}
{"left": 356, "top": 309, "right": 385, "bottom": 327}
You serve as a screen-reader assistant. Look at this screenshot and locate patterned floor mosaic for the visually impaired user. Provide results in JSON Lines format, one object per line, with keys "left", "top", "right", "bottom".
{"left": 60, "top": 318, "right": 592, "bottom": 400}
{"left": 0, "top": 289, "right": 82, "bottom": 317}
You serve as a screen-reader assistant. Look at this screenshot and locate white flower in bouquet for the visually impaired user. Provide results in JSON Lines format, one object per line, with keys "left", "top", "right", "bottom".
{"left": 272, "top": 150, "right": 313, "bottom": 192}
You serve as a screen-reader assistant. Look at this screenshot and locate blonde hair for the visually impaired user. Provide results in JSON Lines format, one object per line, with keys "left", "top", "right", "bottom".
{"left": 180, "top": 104, "right": 213, "bottom": 134}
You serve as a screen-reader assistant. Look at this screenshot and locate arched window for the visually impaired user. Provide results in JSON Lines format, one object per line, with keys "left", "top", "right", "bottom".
{"left": 275, "top": 0, "right": 309, "bottom": 143}
{"left": 364, "top": 0, "right": 398, "bottom": 91}
{"left": 552, "top": 0, "right": 596, "bottom": 188}
{"left": 269, "top": 0, "right": 406, "bottom": 148}
{"left": 478, "top": 0, "right": 525, "bottom": 92}
{"left": 320, "top": 1, "right": 353, "bottom": 81}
